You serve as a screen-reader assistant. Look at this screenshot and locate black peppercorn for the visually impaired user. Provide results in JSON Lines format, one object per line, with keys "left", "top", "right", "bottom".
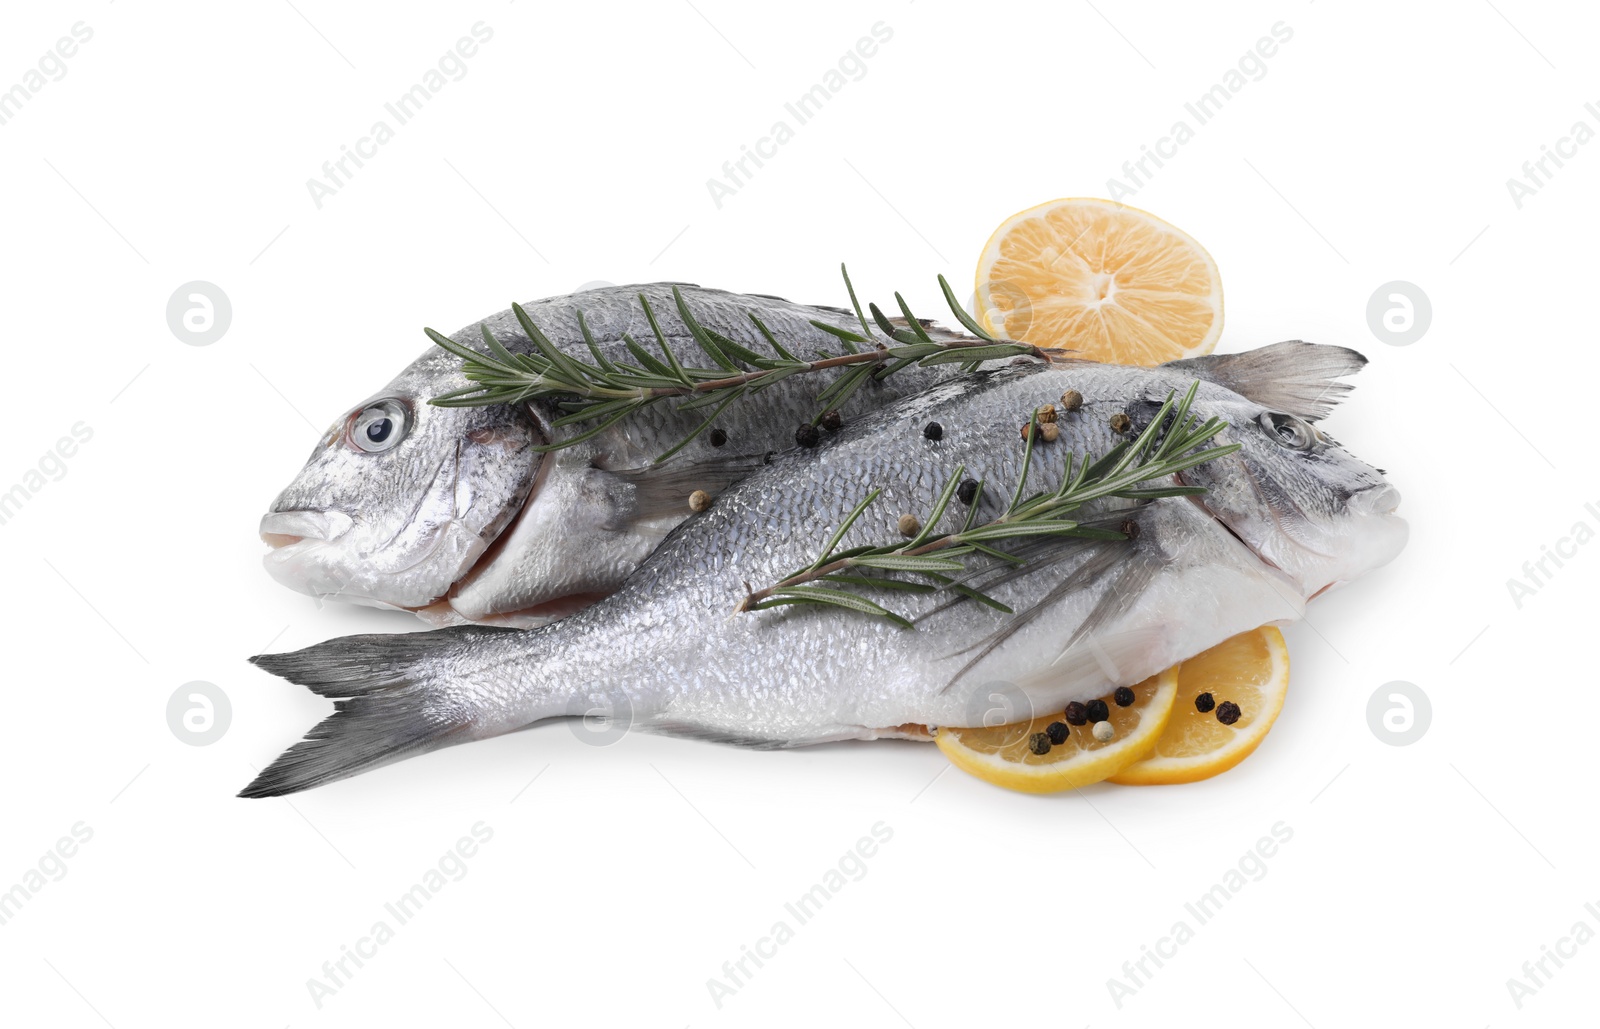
{"left": 1216, "top": 701, "right": 1242, "bottom": 725}
{"left": 795, "top": 424, "right": 821, "bottom": 448}
{"left": 1114, "top": 686, "right": 1135, "bottom": 707}
{"left": 1194, "top": 692, "right": 1215, "bottom": 713}
{"left": 708, "top": 427, "right": 728, "bottom": 448}
{"left": 957, "top": 478, "right": 980, "bottom": 505}
{"left": 1120, "top": 519, "right": 1140, "bottom": 540}
{"left": 1063, "top": 701, "right": 1088, "bottom": 726}
{"left": 1085, "top": 699, "right": 1109, "bottom": 722}
{"left": 821, "top": 410, "right": 843, "bottom": 433}
{"left": 1028, "top": 732, "right": 1052, "bottom": 756}
{"left": 923, "top": 421, "right": 943, "bottom": 441}
{"left": 1045, "top": 721, "right": 1069, "bottom": 745}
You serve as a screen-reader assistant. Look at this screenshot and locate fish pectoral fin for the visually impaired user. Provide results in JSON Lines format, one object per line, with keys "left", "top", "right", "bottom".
{"left": 1165, "top": 341, "right": 1368, "bottom": 421}
{"left": 942, "top": 533, "right": 1160, "bottom": 691}
{"left": 1006, "top": 624, "right": 1178, "bottom": 701}
{"left": 603, "top": 454, "right": 769, "bottom": 526}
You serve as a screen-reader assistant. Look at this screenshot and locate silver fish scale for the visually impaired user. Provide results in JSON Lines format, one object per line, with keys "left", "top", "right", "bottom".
{"left": 436, "top": 362, "right": 1306, "bottom": 744}
{"left": 416, "top": 283, "right": 1002, "bottom": 479}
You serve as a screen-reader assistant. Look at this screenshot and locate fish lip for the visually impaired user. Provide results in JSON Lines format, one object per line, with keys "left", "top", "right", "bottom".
{"left": 1351, "top": 482, "right": 1402, "bottom": 516}
{"left": 259, "top": 509, "right": 355, "bottom": 549}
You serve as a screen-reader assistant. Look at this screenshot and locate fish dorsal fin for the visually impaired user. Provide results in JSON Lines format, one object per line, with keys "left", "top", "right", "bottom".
{"left": 1164, "top": 341, "right": 1368, "bottom": 421}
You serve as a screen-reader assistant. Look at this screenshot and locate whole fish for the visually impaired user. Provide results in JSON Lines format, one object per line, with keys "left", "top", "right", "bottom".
{"left": 241, "top": 341, "right": 1407, "bottom": 797}
{"left": 260, "top": 283, "right": 993, "bottom": 627}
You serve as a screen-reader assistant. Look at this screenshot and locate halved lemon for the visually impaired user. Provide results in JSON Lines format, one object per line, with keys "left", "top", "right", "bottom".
{"left": 975, "top": 197, "right": 1223, "bottom": 365}
{"left": 1109, "top": 626, "right": 1289, "bottom": 785}
{"left": 934, "top": 667, "right": 1179, "bottom": 794}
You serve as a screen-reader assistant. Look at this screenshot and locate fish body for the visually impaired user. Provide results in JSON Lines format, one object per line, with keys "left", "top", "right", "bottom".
{"left": 243, "top": 343, "right": 1407, "bottom": 797}
{"left": 260, "top": 284, "right": 988, "bottom": 626}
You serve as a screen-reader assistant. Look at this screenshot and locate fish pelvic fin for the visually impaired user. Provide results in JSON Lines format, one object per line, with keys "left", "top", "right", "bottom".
{"left": 239, "top": 629, "right": 516, "bottom": 798}
{"left": 1165, "top": 341, "right": 1367, "bottom": 421}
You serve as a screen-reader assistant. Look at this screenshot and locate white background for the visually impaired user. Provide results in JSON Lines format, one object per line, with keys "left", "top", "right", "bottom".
{"left": 1, "top": 0, "right": 1595, "bottom": 1025}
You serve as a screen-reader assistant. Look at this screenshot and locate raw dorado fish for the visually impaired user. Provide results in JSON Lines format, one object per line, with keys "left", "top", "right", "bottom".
{"left": 260, "top": 284, "right": 992, "bottom": 627}
{"left": 241, "top": 342, "right": 1406, "bottom": 797}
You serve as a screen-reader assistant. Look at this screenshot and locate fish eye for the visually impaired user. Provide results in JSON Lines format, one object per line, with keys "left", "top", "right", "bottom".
{"left": 349, "top": 399, "right": 410, "bottom": 454}
{"left": 1260, "top": 411, "right": 1315, "bottom": 451}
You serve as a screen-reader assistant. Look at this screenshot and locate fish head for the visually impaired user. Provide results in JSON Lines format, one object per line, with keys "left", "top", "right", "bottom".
{"left": 260, "top": 363, "right": 542, "bottom": 610}
{"left": 1170, "top": 394, "right": 1408, "bottom": 599}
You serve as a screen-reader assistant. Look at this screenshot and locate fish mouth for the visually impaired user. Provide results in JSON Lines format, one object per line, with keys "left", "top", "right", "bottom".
{"left": 1351, "top": 482, "right": 1403, "bottom": 517}
{"left": 259, "top": 509, "right": 355, "bottom": 550}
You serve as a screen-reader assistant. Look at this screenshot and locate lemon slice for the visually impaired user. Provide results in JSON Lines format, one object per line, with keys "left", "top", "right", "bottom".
{"left": 1110, "top": 627, "right": 1289, "bottom": 785}
{"left": 935, "top": 668, "right": 1179, "bottom": 794}
{"left": 975, "top": 197, "right": 1223, "bottom": 365}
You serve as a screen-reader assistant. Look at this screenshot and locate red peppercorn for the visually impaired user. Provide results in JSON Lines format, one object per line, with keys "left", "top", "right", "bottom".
{"left": 1063, "top": 702, "right": 1088, "bottom": 726}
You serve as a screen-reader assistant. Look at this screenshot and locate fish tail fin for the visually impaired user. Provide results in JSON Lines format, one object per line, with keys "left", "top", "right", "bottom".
{"left": 238, "top": 629, "right": 515, "bottom": 799}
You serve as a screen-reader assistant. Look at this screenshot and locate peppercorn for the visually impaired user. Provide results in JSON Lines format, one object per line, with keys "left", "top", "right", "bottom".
{"left": 1194, "top": 692, "right": 1215, "bottom": 713}
{"left": 1085, "top": 699, "right": 1109, "bottom": 722}
{"left": 1045, "top": 721, "right": 1069, "bottom": 745}
{"left": 1216, "top": 701, "right": 1242, "bottom": 725}
{"left": 1092, "top": 720, "right": 1115, "bottom": 742}
{"left": 1040, "top": 421, "right": 1059, "bottom": 443}
{"left": 1110, "top": 412, "right": 1131, "bottom": 434}
{"left": 1060, "top": 389, "right": 1083, "bottom": 413}
{"left": 795, "top": 424, "right": 821, "bottom": 448}
{"left": 1020, "top": 421, "right": 1036, "bottom": 442}
{"left": 1120, "top": 519, "right": 1140, "bottom": 540}
{"left": 708, "top": 427, "right": 728, "bottom": 448}
{"left": 1028, "top": 732, "right": 1052, "bottom": 756}
{"left": 688, "top": 490, "right": 711, "bottom": 512}
{"left": 1063, "top": 701, "right": 1088, "bottom": 726}
{"left": 1036, "top": 403, "right": 1057, "bottom": 424}
{"left": 1114, "top": 686, "right": 1135, "bottom": 707}
{"left": 821, "top": 410, "right": 843, "bottom": 433}
{"left": 923, "top": 421, "right": 944, "bottom": 441}
{"left": 957, "top": 478, "right": 980, "bottom": 505}
{"left": 898, "top": 513, "right": 921, "bottom": 537}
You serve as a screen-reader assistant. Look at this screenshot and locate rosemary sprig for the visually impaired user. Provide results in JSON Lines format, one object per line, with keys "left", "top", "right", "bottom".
{"left": 423, "top": 266, "right": 1041, "bottom": 461}
{"left": 735, "top": 383, "right": 1241, "bottom": 627}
